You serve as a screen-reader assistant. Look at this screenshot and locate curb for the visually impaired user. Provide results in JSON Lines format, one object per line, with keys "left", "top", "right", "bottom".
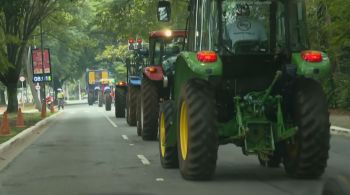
{"left": 0, "top": 112, "right": 63, "bottom": 154}
{"left": 331, "top": 125, "right": 350, "bottom": 137}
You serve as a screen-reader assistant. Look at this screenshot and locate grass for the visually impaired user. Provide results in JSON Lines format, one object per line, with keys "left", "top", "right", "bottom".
{"left": 0, "top": 112, "right": 54, "bottom": 144}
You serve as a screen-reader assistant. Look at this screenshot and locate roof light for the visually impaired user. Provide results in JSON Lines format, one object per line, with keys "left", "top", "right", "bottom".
{"left": 165, "top": 30, "right": 172, "bottom": 37}
{"left": 197, "top": 51, "right": 217, "bottom": 63}
{"left": 301, "top": 50, "right": 323, "bottom": 63}
{"left": 129, "top": 39, "right": 135, "bottom": 44}
{"left": 137, "top": 38, "right": 142, "bottom": 44}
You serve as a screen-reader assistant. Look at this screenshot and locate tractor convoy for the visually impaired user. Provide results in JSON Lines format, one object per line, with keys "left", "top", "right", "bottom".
{"left": 111, "top": 0, "right": 332, "bottom": 182}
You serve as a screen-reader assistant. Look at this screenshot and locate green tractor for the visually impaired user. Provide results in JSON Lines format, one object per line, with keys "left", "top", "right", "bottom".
{"left": 157, "top": 0, "right": 331, "bottom": 180}
{"left": 137, "top": 30, "right": 186, "bottom": 140}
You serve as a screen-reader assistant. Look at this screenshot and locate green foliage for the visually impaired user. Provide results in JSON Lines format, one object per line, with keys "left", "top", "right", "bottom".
{"left": 307, "top": 0, "right": 350, "bottom": 110}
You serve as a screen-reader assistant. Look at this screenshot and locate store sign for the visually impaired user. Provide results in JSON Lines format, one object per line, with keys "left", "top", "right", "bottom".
{"left": 31, "top": 48, "right": 52, "bottom": 82}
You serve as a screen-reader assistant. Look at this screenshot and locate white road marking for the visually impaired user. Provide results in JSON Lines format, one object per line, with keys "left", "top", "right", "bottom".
{"left": 137, "top": 155, "right": 151, "bottom": 165}
{"left": 331, "top": 125, "right": 350, "bottom": 133}
{"left": 122, "top": 135, "right": 129, "bottom": 140}
{"left": 129, "top": 144, "right": 134, "bottom": 146}
{"left": 156, "top": 178, "right": 164, "bottom": 182}
{"left": 104, "top": 114, "right": 118, "bottom": 128}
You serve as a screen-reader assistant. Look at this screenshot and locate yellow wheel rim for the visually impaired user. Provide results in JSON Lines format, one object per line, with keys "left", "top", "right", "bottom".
{"left": 180, "top": 101, "right": 189, "bottom": 160}
{"left": 160, "top": 113, "right": 166, "bottom": 157}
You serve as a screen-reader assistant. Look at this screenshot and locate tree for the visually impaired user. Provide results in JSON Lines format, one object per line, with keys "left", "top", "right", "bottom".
{"left": 0, "top": 0, "right": 58, "bottom": 112}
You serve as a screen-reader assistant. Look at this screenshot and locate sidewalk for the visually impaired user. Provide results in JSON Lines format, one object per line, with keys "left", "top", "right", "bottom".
{"left": 65, "top": 99, "right": 87, "bottom": 105}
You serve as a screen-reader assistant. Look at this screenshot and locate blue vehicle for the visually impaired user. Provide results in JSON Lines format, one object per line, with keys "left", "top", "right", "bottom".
{"left": 125, "top": 45, "right": 149, "bottom": 126}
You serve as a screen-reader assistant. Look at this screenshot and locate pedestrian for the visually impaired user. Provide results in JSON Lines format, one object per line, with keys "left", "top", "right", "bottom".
{"left": 57, "top": 88, "right": 65, "bottom": 110}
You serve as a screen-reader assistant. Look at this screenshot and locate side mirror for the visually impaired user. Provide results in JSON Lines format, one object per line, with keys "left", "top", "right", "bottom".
{"left": 157, "top": 1, "right": 171, "bottom": 22}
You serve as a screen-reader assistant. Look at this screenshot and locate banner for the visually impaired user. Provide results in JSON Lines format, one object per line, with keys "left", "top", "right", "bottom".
{"left": 31, "top": 48, "right": 52, "bottom": 82}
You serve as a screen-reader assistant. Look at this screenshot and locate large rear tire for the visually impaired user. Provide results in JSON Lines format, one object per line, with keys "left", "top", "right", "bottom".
{"left": 177, "top": 79, "right": 218, "bottom": 180}
{"left": 105, "top": 95, "right": 112, "bottom": 111}
{"left": 159, "top": 101, "right": 178, "bottom": 168}
{"left": 283, "top": 77, "right": 330, "bottom": 179}
{"left": 141, "top": 78, "right": 159, "bottom": 141}
{"left": 98, "top": 91, "right": 103, "bottom": 107}
{"left": 88, "top": 93, "right": 94, "bottom": 106}
{"left": 126, "top": 85, "right": 138, "bottom": 126}
{"left": 115, "top": 88, "right": 126, "bottom": 118}
{"left": 136, "top": 94, "right": 142, "bottom": 136}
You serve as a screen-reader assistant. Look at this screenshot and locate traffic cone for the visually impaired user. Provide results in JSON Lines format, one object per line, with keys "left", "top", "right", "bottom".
{"left": 50, "top": 103, "right": 55, "bottom": 113}
{"left": 41, "top": 102, "right": 46, "bottom": 119}
{"left": 16, "top": 108, "right": 25, "bottom": 128}
{"left": 0, "top": 111, "right": 11, "bottom": 136}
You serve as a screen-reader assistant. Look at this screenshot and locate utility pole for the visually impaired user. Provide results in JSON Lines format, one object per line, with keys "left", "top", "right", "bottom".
{"left": 40, "top": 21, "right": 46, "bottom": 117}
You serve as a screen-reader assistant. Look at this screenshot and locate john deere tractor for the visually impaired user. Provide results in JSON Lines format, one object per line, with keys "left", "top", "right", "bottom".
{"left": 125, "top": 42, "right": 149, "bottom": 126}
{"left": 137, "top": 30, "right": 186, "bottom": 140}
{"left": 157, "top": 0, "right": 331, "bottom": 180}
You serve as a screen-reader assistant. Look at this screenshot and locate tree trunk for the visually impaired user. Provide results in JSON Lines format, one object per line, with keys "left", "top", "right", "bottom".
{"left": 0, "top": 88, "right": 6, "bottom": 105}
{"left": 5, "top": 82, "right": 18, "bottom": 113}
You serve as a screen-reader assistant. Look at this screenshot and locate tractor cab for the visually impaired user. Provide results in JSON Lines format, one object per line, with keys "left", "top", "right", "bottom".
{"left": 159, "top": 0, "right": 330, "bottom": 91}
{"left": 147, "top": 30, "right": 186, "bottom": 78}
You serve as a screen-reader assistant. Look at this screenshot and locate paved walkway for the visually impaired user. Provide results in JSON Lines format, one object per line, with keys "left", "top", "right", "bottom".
{"left": 0, "top": 100, "right": 87, "bottom": 115}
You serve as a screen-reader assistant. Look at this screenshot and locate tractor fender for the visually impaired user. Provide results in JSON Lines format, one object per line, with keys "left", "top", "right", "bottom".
{"left": 143, "top": 66, "right": 164, "bottom": 81}
{"left": 176, "top": 52, "right": 223, "bottom": 77}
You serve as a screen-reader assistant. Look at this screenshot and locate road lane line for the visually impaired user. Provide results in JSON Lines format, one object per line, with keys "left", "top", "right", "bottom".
{"left": 137, "top": 155, "right": 150, "bottom": 165}
{"left": 156, "top": 178, "right": 164, "bottom": 182}
{"left": 122, "top": 135, "right": 129, "bottom": 140}
{"left": 129, "top": 144, "right": 134, "bottom": 146}
{"left": 104, "top": 114, "right": 118, "bottom": 128}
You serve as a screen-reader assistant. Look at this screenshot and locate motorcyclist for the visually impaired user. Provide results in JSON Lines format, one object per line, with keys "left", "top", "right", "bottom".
{"left": 226, "top": 3, "right": 267, "bottom": 53}
{"left": 57, "top": 88, "right": 65, "bottom": 110}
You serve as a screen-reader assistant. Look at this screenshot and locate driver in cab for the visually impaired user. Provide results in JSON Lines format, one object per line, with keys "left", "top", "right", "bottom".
{"left": 226, "top": 3, "right": 267, "bottom": 53}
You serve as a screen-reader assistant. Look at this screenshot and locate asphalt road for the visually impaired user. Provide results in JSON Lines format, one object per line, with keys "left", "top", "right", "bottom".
{"left": 0, "top": 104, "right": 349, "bottom": 195}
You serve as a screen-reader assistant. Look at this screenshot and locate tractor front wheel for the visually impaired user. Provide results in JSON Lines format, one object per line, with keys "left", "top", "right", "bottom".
{"left": 141, "top": 78, "right": 159, "bottom": 141}
{"left": 177, "top": 79, "right": 218, "bottom": 180}
{"left": 283, "top": 77, "right": 330, "bottom": 179}
{"left": 115, "top": 88, "right": 126, "bottom": 118}
{"left": 126, "top": 85, "right": 139, "bottom": 126}
{"left": 159, "top": 101, "right": 178, "bottom": 168}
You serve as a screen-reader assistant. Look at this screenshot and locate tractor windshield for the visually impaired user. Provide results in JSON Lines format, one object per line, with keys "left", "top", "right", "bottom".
{"left": 152, "top": 36, "right": 185, "bottom": 65}
{"left": 222, "top": 0, "right": 271, "bottom": 54}
{"left": 220, "top": 0, "right": 309, "bottom": 54}
{"left": 191, "top": 0, "right": 309, "bottom": 55}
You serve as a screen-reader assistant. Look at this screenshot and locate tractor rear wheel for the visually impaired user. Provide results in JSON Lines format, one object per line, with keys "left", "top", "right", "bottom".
{"left": 136, "top": 94, "right": 141, "bottom": 136}
{"left": 159, "top": 101, "right": 178, "bottom": 168}
{"left": 105, "top": 95, "right": 112, "bottom": 111}
{"left": 126, "top": 85, "right": 138, "bottom": 126}
{"left": 88, "top": 93, "right": 94, "bottom": 106}
{"left": 177, "top": 79, "right": 218, "bottom": 180}
{"left": 141, "top": 78, "right": 159, "bottom": 141}
{"left": 283, "top": 77, "right": 330, "bottom": 179}
{"left": 98, "top": 92, "right": 103, "bottom": 107}
{"left": 115, "top": 88, "right": 126, "bottom": 118}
